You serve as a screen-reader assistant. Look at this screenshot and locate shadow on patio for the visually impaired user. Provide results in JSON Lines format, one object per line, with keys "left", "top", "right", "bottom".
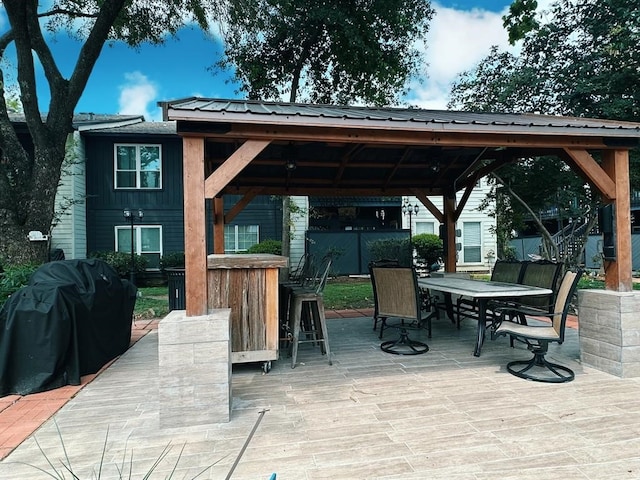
{"left": 2, "top": 314, "right": 640, "bottom": 480}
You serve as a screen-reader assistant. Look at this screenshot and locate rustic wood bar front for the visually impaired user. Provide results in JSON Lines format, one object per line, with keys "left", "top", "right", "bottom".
{"left": 206, "top": 253, "right": 288, "bottom": 369}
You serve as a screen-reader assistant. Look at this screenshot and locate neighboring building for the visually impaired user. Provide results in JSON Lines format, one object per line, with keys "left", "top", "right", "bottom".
{"left": 49, "top": 116, "right": 497, "bottom": 274}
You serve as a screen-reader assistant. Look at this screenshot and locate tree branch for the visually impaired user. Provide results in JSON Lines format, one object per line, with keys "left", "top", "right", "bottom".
{"left": 493, "top": 172, "right": 559, "bottom": 260}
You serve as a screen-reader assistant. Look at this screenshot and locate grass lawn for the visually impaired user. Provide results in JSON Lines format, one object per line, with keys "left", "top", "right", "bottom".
{"left": 135, "top": 277, "right": 375, "bottom": 318}
{"left": 134, "top": 273, "right": 636, "bottom": 319}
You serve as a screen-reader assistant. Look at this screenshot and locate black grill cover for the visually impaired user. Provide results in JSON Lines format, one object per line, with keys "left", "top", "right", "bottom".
{"left": 0, "top": 259, "right": 136, "bottom": 396}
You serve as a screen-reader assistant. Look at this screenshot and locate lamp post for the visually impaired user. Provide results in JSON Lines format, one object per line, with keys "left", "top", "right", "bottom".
{"left": 123, "top": 208, "right": 144, "bottom": 286}
{"left": 402, "top": 198, "right": 419, "bottom": 242}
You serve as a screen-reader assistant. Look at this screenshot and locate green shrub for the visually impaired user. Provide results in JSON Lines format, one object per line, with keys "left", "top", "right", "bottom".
{"left": 412, "top": 233, "right": 443, "bottom": 266}
{"left": 160, "top": 251, "right": 185, "bottom": 270}
{"left": 367, "top": 238, "right": 412, "bottom": 267}
{"left": 0, "top": 263, "right": 39, "bottom": 307}
{"left": 245, "top": 239, "right": 282, "bottom": 255}
{"left": 89, "top": 251, "right": 148, "bottom": 278}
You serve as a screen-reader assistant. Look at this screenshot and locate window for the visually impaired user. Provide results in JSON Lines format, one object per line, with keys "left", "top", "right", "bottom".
{"left": 224, "top": 225, "right": 259, "bottom": 252}
{"left": 115, "top": 144, "right": 161, "bottom": 189}
{"left": 115, "top": 225, "right": 162, "bottom": 269}
{"left": 415, "top": 221, "right": 435, "bottom": 235}
{"left": 463, "top": 222, "right": 482, "bottom": 263}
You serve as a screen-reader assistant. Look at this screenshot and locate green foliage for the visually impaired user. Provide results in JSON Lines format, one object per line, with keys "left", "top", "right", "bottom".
{"left": 503, "top": 0, "right": 540, "bottom": 44}
{"left": 449, "top": 0, "right": 640, "bottom": 263}
{"left": 89, "top": 251, "right": 148, "bottom": 278}
{"left": 0, "top": 1, "right": 221, "bottom": 264}
{"left": 367, "top": 238, "right": 412, "bottom": 267}
{"left": 0, "top": 263, "right": 39, "bottom": 307}
{"left": 245, "top": 239, "right": 282, "bottom": 255}
{"left": 160, "top": 252, "right": 185, "bottom": 270}
{"left": 412, "top": 233, "right": 443, "bottom": 266}
{"left": 219, "top": 0, "right": 434, "bottom": 105}
{"left": 28, "top": 421, "right": 219, "bottom": 479}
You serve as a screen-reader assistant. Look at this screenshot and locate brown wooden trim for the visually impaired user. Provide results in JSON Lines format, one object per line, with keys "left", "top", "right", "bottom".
{"left": 563, "top": 148, "right": 616, "bottom": 200}
{"left": 204, "top": 139, "right": 271, "bottom": 198}
{"left": 225, "top": 188, "right": 263, "bottom": 223}
{"left": 183, "top": 137, "right": 207, "bottom": 316}
{"left": 455, "top": 179, "right": 477, "bottom": 220}
{"left": 443, "top": 194, "right": 457, "bottom": 272}
{"left": 194, "top": 124, "right": 613, "bottom": 149}
{"left": 602, "top": 150, "right": 632, "bottom": 291}
{"left": 213, "top": 197, "right": 224, "bottom": 254}
{"left": 412, "top": 189, "right": 443, "bottom": 223}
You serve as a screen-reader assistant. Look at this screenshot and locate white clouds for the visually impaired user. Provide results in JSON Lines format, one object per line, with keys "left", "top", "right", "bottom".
{"left": 407, "top": 2, "right": 515, "bottom": 109}
{"left": 407, "top": 0, "right": 557, "bottom": 110}
{"left": 118, "top": 72, "right": 160, "bottom": 120}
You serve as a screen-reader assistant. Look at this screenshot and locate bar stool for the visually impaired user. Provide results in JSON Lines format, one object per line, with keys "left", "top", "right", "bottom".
{"left": 288, "top": 256, "right": 333, "bottom": 368}
{"left": 289, "top": 290, "right": 332, "bottom": 368}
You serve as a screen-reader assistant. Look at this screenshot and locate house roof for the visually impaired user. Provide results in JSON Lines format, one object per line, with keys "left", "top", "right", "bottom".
{"left": 165, "top": 98, "right": 640, "bottom": 138}
{"left": 82, "top": 120, "right": 178, "bottom": 136}
{"left": 162, "top": 97, "right": 640, "bottom": 198}
{"left": 8, "top": 112, "right": 145, "bottom": 131}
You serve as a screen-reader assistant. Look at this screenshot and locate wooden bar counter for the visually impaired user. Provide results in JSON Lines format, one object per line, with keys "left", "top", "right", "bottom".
{"left": 207, "top": 253, "right": 288, "bottom": 367}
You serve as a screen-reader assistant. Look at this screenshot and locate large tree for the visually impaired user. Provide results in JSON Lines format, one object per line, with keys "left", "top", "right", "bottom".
{"left": 449, "top": 0, "right": 640, "bottom": 265}
{"left": 0, "top": 0, "right": 221, "bottom": 265}
{"left": 218, "top": 0, "right": 433, "bottom": 106}
{"left": 218, "top": 0, "right": 434, "bottom": 265}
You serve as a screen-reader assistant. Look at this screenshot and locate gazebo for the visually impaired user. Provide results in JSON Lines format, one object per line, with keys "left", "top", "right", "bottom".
{"left": 162, "top": 98, "right": 640, "bottom": 381}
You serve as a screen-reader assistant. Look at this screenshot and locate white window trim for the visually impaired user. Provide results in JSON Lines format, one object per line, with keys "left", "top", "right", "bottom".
{"left": 224, "top": 224, "right": 259, "bottom": 253}
{"left": 462, "top": 221, "right": 483, "bottom": 264}
{"left": 114, "top": 143, "right": 162, "bottom": 190}
{"left": 115, "top": 224, "right": 163, "bottom": 269}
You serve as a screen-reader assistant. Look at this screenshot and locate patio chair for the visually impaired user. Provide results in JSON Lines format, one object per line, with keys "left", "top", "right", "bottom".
{"left": 516, "top": 260, "right": 564, "bottom": 312}
{"left": 455, "top": 259, "right": 525, "bottom": 328}
{"left": 490, "top": 269, "right": 582, "bottom": 383}
{"left": 371, "top": 266, "right": 430, "bottom": 355}
{"left": 368, "top": 259, "right": 400, "bottom": 331}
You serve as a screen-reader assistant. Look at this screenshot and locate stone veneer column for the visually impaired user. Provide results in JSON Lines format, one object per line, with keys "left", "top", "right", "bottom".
{"left": 579, "top": 290, "right": 640, "bottom": 378}
{"left": 158, "top": 308, "right": 231, "bottom": 427}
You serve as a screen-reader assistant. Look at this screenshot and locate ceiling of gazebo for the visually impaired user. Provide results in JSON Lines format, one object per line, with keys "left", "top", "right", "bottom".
{"left": 162, "top": 98, "right": 640, "bottom": 197}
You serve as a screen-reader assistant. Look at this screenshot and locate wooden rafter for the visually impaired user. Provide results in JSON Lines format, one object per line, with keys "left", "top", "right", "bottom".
{"left": 204, "top": 140, "right": 271, "bottom": 198}
{"left": 224, "top": 187, "right": 264, "bottom": 223}
{"left": 563, "top": 147, "right": 616, "bottom": 200}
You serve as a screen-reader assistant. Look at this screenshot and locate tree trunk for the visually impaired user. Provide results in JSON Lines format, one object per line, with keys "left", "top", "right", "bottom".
{"left": 0, "top": 142, "right": 65, "bottom": 265}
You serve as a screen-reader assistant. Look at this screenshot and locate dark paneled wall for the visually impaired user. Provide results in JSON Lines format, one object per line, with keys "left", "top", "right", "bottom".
{"left": 85, "top": 134, "right": 282, "bottom": 257}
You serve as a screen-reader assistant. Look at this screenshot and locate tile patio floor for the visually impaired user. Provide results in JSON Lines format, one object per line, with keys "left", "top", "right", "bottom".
{"left": 1, "top": 309, "right": 639, "bottom": 479}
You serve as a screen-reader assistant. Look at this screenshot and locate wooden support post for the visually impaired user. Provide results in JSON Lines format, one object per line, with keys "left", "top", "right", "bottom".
{"left": 213, "top": 197, "right": 225, "bottom": 254}
{"left": 183, "top": 137, "right": 207, "bottom": 316}
{"left": 602, "top": 150, "right": 632, "bottom": 292}
{"left": 443, "top": 193, "right": 457, "bottom": 272}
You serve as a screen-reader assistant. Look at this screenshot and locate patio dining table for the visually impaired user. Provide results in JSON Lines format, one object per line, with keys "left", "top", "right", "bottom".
{"left": 418, "top": 276, "right": 553, "bottom": 357}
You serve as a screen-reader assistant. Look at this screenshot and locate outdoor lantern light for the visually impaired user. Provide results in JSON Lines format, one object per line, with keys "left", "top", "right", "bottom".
{"left": 402, "top": 198, "right": 419, "bottom": 242}
{"left": 123, "top": 208, "right": 144, "bottom": 286}
{"left": 285, "top": 158, "right": 297, "bottom": 171}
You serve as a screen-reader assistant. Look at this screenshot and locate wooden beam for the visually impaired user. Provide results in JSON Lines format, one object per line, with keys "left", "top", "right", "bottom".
{"left": 184, "top": 123, "right": 615, "bottom": 149}
{"left": 563, "top": 148, "right": 617, "bottom": 201}
{"left": 411, "top": 189, "right": 443, "bottom": 223}
{"left": 183, "top": 137, "right": 207, "bottom": 316}
{"left": 332, "top": 144, "right": 364, "bottom": 187}
{"left": 443, "top": 193, "right": 457, "bottom": 272}
{"left": 455, "top": 176, "right": 477, "bottom": 220}
{"left": 204, "top": 139, "right": 271, "bottom": 198}
{"left": 382, "top": 148, "right": 411, "bottom": 190}
{"left": 213, "top": 197, "right": 225, "bottom": 254}
{"left": 225, "top": 188, "right": 263, "bottom": 223}
{"left": 602, "top": 150, "right": 632, "bottom": 292}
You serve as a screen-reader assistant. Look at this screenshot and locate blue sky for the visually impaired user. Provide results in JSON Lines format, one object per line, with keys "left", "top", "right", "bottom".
{"left": 1, "top": 1, "right": 551, "bottom": 121}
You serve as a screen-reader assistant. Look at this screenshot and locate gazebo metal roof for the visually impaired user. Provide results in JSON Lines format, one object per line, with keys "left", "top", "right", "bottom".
{"left": 161, "top": 97, "right": 640, "bottom": 315}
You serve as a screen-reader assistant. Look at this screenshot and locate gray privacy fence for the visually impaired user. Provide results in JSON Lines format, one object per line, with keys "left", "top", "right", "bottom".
{"left": 510, "top": 234, "right": 640, "bottom": 271}
{"left": 306, "top": 230, "right": 410, "bottom": 275}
